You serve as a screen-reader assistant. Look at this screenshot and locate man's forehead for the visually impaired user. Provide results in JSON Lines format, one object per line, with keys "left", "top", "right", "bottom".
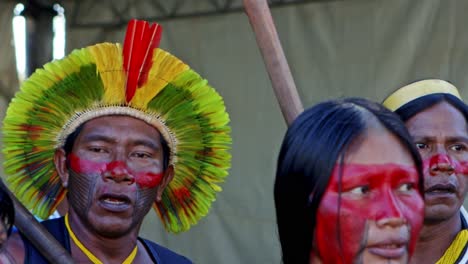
{"left": 82, "top": 115, "right": 159, "bottom": 130}
{"left": 407, "top": 103, "right": 468, "bottom": 134}
{"left": 77, "top": 115, "right": 162, "bottom": 141}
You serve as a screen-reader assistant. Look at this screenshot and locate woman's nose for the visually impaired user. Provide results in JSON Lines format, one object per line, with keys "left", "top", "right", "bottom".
{"left": 375, "top": 191, "right": 406, "bottom": 228}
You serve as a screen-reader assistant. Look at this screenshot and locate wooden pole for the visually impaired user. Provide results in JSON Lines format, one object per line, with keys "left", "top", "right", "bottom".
{"left": 243, "top": 0, "right": 303, "bottom": 125}
{"left": 0, "top": 180, "right": 74, "bottom": 263}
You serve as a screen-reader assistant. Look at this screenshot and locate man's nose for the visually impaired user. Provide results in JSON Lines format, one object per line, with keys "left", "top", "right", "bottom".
{"left": 102, "top": 160, "right": 135, "bottom": 184}
{"left": 429, "top": 154, "right": 455, "bottom": 176}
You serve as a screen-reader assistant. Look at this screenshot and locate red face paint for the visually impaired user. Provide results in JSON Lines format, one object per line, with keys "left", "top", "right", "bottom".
{"left": 68, "top": 153, "right": 164, "bottom": 188}
{"left": 422, "top": 154, "right": 468, "bottom": 175}
{"left": 459, "top": 161, "right": 468, "bottom": 175}
{"left": 315, "top": 163, "right": 424, "bottom": 264}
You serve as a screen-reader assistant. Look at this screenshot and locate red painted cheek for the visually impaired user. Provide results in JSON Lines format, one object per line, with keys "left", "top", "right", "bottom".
{"left": 315, "top": 193, "right": 366, "bottom": 264}
{"left": 68, "top": 154, "right": 164, "bottom": 188}
{"left": 457, "top": 161, "right": 468, "bottom": 175}
{"left": 400, "top": 195, "right": 424, "bottom": 256}
{"left": 134, "top": 171, "right": 163, "bottom": 189}
{"left": 68, "top": 153, "right": 106, "bottom": 174}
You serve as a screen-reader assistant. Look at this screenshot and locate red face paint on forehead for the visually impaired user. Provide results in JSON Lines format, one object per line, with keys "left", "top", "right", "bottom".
{"left": 327, "top": 164, "right": 419, "bottom": 192}
{"left": 315, "top": 163, "right": 424, "bottom": 264}
{"left": 68, "top": 153, "right": 163, "bottom": 188}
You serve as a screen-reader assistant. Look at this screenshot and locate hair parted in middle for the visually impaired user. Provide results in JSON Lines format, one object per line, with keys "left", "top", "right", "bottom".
{"left": 274, "top": 97, "right": 423, "bottom": 264}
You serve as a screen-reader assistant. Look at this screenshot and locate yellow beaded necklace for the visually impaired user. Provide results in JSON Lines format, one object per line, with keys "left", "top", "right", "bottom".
{"left": 65, "top": 214, "right": 138, "bottom": 264}
{"left": 436, "top": 229, "right": 468, "bottom": 264}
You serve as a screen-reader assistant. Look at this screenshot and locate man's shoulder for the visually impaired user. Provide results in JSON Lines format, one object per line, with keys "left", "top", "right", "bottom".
{"left": 461, "top": 207, "right": 468, "bottom": 229}
{"left": 139, "top": 238, "right": 193, "bottom": 264}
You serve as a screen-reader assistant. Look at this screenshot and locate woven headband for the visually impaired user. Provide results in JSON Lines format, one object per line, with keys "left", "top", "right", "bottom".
{"left": 383, "top": 79, "right": 462, "bottom": 111}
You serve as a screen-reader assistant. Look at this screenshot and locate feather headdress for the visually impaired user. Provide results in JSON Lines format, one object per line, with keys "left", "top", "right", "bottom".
{"left": 3, "top": 19, "right": 231, "bottom": 233}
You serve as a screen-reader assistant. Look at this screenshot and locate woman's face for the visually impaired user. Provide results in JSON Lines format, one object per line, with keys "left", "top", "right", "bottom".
{"left": 314, "top": 124, "right": 424, "bottom": 264}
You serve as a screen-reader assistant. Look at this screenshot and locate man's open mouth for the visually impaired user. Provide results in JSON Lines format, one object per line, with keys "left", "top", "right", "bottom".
{"left": 425, "top": 183, "right": 457, "bottom": 194}
{"left": 99, "top": 194, "right": 131, "bottom": 211}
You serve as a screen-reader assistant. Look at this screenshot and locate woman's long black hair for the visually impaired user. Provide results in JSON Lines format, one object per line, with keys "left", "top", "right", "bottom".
{"left": 274, "top": 98, "right": 423, "bottom": 263}
{"left": 0, "top": 187, "right": 14, "bottom": 238}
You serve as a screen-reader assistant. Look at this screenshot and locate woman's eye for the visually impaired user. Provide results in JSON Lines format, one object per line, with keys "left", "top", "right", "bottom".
{"left": 398, "top": 183, "right": 414, "bottom": 192}
{"left": 349, "top": 185, "right": 370, "bottom": 195}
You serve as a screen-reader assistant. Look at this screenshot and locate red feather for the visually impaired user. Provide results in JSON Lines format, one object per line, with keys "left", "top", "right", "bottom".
{"left": 123, "top": 19, "right": 163, "bottom": 102}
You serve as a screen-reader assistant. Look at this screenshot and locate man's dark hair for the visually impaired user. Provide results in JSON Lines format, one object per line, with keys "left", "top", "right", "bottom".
{"left": 274, "top": 97, "right": 423, "bottom": 264}
{"left": 63, "top": 119, "right": 170, "bottom": 171}
{"left": 394, "top": 93, "right": 468, "bottom": 123}
{"left": 0, "top": 187, "right": 15, "bottom": 237}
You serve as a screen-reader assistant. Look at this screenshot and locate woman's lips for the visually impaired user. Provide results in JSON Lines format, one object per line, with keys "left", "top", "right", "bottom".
{"left": 367, "top": 243, "right": 407, "bottom": 259}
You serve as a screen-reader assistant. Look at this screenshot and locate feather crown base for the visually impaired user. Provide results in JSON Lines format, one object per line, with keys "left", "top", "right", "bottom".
{"left": 56, "top": 105, "right": 178, "bottom": 165}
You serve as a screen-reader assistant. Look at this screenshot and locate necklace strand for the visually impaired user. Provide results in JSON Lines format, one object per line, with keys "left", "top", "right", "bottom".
{"left": 65, "top": 214, "right": 138, "bottom": 264}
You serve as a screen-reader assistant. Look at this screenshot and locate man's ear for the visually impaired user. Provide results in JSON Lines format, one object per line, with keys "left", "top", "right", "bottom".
{"left": 54, "top": 149, "right": 69, "bottom": 188}
{"left": 156, "top": 165, "right": 175, "bottom": 202}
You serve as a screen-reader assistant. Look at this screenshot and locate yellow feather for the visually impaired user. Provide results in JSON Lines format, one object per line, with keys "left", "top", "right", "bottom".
{"left": 130, "top": 49, "right": 189, "bottom": 108}
{"left": 87, "top": 43, "right": 126, "bottom": 104}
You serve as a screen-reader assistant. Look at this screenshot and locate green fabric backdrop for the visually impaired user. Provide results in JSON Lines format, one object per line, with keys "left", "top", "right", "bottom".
{"left": 1, "top": 0, "right": 468, "bottom": 263}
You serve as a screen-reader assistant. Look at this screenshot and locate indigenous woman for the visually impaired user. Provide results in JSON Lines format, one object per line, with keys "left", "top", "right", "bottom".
{"left": 274, "top": 98, "right": 424, "bottom": 264}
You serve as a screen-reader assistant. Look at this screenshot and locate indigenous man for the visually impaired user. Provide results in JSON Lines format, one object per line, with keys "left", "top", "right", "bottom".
{"left": 383, "top": 79, "right": 468, "bottom": 263}
{"left": 3, "top": 19, "right": 231, "bottom": 263}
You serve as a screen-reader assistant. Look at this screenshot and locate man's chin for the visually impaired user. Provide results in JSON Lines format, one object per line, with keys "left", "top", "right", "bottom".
{"left": 93, "top": 223, "right": 135, "bottom": 239}
{"left": 424, "top": 204, "right": 460, "bottom": 224}
{"left": 88, "top": 215, "right": 137, "bottom": 238}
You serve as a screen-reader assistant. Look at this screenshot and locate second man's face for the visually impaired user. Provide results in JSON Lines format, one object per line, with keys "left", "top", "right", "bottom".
{"left": 405, "top": 102, "right": 468, "bottom": 223}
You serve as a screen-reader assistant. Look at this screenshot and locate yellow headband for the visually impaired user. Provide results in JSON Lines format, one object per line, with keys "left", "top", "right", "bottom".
{"left": 383, "top": 79, "right": 462, "bottom": 111}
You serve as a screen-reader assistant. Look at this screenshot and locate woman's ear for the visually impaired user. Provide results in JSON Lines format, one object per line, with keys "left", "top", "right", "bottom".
{"left": 54, "top": 149, "right": 69, "bottom": 188}
{"left": 156, "top": 165, "right": 175, "bottom": 202}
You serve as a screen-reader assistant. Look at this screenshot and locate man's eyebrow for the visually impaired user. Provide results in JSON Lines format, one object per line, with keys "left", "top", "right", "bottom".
{"left": 81, "top": 134, "right": 115, "bottom": 143}
{"left": 447, "top": 136, "right": 468, "bottom": 143}
{"left": 131, "top": 139, "right": 160, "bottom": 150}
{"left": 410, "top": 135, "right": 435, "bottom": 141}
{"left": 411, "top": 135, "right": 468, "bottom": 142}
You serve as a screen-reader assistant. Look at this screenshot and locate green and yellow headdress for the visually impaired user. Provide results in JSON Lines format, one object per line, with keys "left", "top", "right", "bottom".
{"left": 383, "top": 79, "right": 462, "bottom": 111}
{"left": 3, "top": 20, "right": 231, "bottom": 233}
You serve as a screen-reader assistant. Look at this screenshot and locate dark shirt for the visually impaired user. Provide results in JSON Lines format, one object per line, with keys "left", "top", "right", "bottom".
{"left": 20, "top": 217, "right": 192, "bottom": 264}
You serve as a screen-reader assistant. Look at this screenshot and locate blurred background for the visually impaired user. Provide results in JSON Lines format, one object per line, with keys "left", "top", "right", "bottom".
{"left": 1, "top": 0, "right": 468, "bottom": 263}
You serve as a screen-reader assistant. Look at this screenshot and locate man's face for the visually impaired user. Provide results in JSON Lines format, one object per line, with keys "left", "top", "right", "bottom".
{"left": 315, "top": 125, "right": 424, "bottom": 264}
{"left": 405, "top": 102, "right": 468, "bottom": 223}
{"left": 56, "top": 115, "right": 172, "bottom": 238}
